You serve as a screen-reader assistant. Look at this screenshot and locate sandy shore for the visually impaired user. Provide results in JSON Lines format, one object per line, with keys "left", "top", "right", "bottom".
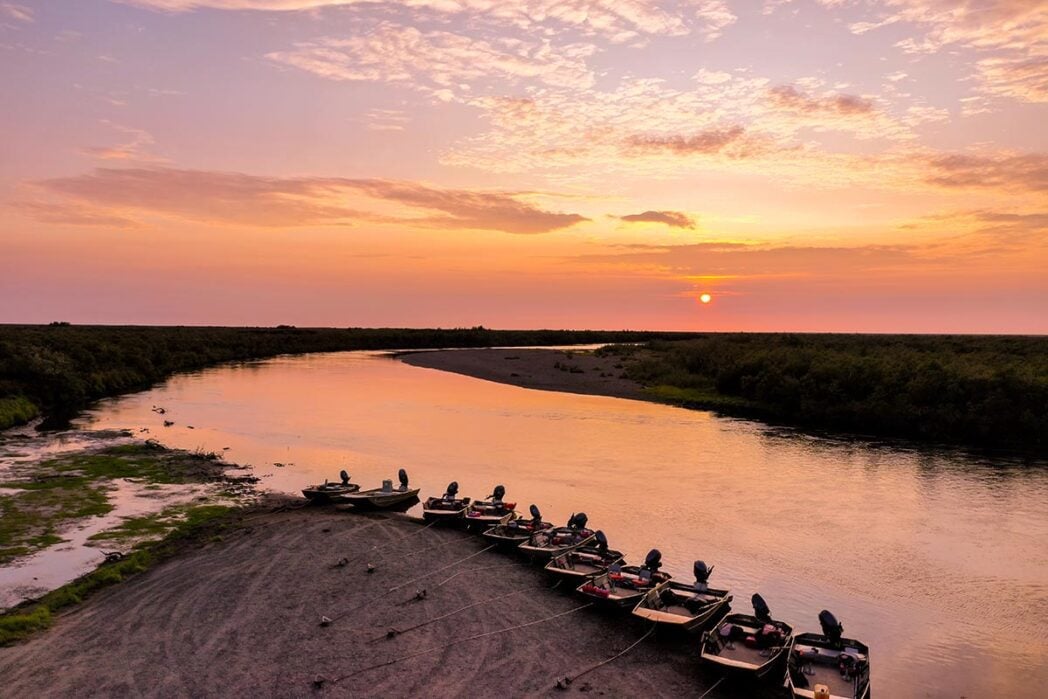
{"left": 401, "top": 348, "right": 646, "bottom": 401}
{"left": 0, "top": 503, "right": 749, "bottom": 698}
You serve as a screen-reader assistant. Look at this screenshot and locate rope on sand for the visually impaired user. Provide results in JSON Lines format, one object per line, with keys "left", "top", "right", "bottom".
{"left": 387, "top": 544, "right": 496, "bottom": 592}
{"left": 324, "top": 602, "right": 594, "bottom": 685}
{"left": 697, "top": 676, "right": 725, "bottom": 699}
{"left": 327, "top": 544, "right": 497, "bottom": 622}
{"left": 372, "top": 588, "right": 527, "bottom": 642}
{"left": 433, "top": 561, "right": 525, "bottom": 589}
{"left": 340, "top": 517, "right": 442, "bottom": 567}
{"left": 554, "top": 622, "right": 657, "bottom": 690}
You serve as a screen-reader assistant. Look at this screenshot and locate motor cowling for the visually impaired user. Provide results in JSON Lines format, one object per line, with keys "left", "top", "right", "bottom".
{"left": 569, "top": 512, "right": 589, "bottom": 530}
{"left": 752, "top": 593, "right": 771, "bottom": 622}
{"left": 339, "top": 470, "right": 350, "bottom": 485}
{"left": 594, "top": 530, "right": 608, "bottom": 553}
{"left": 644, "top": 549, "right": 663, "bottom": 572}
{"left": 398, "top": 469, "right": 409, "bottom": 488}
{"left": 445, "top": 481, "right": 459, "bottom": 498}
{"left": 492, "top": 485, "right": 506, "bottom": 501}
{"left": 819, "top": 610, "right": 843, "bottom": 645}
{"left": 529, "top": 504, "right": 542, "bottom": 522}
{"left": 694, "top": 560, "right": 713, "bottom": 584}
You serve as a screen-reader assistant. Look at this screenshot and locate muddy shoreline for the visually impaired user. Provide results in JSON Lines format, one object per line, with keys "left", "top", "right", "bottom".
{"left": 400, "top": 348, "right": 648, "bottom": 402}
{"left": 0, "top": 504, "right": 749, "bottom": 698}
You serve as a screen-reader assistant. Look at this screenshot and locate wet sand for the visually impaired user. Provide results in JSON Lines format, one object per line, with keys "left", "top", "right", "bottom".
{"left": 400, "top": 348, "right": 646, "bottom": 401}
{"left": 0, "top": 504, "right": 739, "bottom": 698}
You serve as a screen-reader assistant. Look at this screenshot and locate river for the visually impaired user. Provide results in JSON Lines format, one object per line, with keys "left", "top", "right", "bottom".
{"left": 74, "top": 350, "right": 1047, "bottom": 698}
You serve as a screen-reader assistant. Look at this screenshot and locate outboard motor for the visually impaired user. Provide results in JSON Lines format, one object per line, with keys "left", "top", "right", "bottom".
{"left": 752, "top": 593, "right": 771, "bottom": 623}
{"left": 819, "top": 610, "right": 843, "bottom": 647}
{"left": 491, "top": 485, "right": 506, "bottom": 503}
{"left": 594, "top": 530, "right": 608, "bottom": 554}
{"left": 529, "top": 504, "right": 542, "bottom": 524}
{"left": 398, "top": 468, "right": 409, "bottom": 491}
{"left": 444, "top": 481, "right": 459, "bottom": 499}
{"left": 693, "top": 560, "right": 713, "bottom": 584}
{"left": 643, "top": 549, "right": 663, "bottom": 573}
{"left": 569, "top": 512, "right": 589, "bottom": 531}
{"left": 339, "top": 470, "right": 350, "bottom": 486}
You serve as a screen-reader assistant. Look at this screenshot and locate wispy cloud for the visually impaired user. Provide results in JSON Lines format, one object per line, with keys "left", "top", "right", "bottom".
{"left": 0, "top": 3, "right": 33, "bottom": 23}
{"left": 21, "top": 167, "right": 588, "bottom": 233}
{"left": 768, "top": 85, "right": 876, "bottom": 116}
{"left": 267, "top": 23, "right": 597, "bottom": 97}
{"left": 924, "top": 153, "right": 1048, "bottom": 192}
{"left": 619, "top": 210, "right": 696, "bottom": 229}
{"left": 119, "top": 1, "right": 736, "bottom": 41}
{"left": 80, "top": 121, "right": 165, "bottom": 162}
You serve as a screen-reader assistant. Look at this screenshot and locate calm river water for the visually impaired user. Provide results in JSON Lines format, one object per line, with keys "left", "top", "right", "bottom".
{"left": 80, "top": 351, "right": 1048, "bottom": 698}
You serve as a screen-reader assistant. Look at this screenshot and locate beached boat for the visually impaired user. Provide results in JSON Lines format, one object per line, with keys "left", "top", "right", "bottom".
{"left": 482, "top": 505, "right": 552, "bottom": 548}
{"left": 701, "top": 593, "right": 794, "bottom": 678}
{"left": 576, "top": 549, "right": 672, "bottom": 610}
{"left": 422, "top": 481, "right": 471, "bottom": 523}
{"left": 517, "top": 512, "right": 594, "bottom": 560}
{"left": 337, "top": 469, "right": 420, "bottom": 510}
{"left": 786, "top": 611, "right": 871, "bottom": 699}
{"left": 465, "top": 485, "right": 517, "bottom": 527}
{"left": 543, "top": 531, "right": 624, "bottom": 583}
{"left": 301, "top": 470, "right": 359, "bottom": 503}
{"left": 632, "top": 560, "right": 732, "bottom": 631}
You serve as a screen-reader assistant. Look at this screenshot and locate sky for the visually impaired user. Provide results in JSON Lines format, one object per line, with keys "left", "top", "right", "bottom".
{"left": 1, "top": 0, "right": 1045, "bottom": 332}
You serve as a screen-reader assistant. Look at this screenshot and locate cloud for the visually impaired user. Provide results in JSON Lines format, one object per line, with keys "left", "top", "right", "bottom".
{"left": 8, "top": 201, "right": 138, "bottom": 228}
{"left": 118, "top": 1, "right": 736, "bottom": 41}
{"left": 22, "top": 167, "right": 588, "bottom": 233}
{"left": 267, "top": 23, "right": 597, "bottom": 96}
{"left": 0, "top": 3, "right": 33, "bottom": 23}
{"left": 924, "top": 153, "right": 1048, "bottom": 192}
{"left": 80, "top": 122, "right": 165, "bottom": 162}
{"left": 624, "top": 126, "right": 750, "bottom": 156}
{"left": 620, "top": 210, "right": 696, "bottom": 228}
{"left": 768, "top": 85, "right": 876, "bottom": 115}
{"left": 974, "top": 54, "right": 1048, "bottom": 104}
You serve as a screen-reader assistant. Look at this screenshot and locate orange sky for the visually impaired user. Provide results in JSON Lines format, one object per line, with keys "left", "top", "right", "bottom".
{"left": 1, "top": 0, "right": 1045, "bottom": 331}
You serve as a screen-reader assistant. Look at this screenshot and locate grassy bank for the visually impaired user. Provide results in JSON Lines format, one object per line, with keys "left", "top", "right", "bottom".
{"left": 0, "top": 442, "right": 249, "bottom": 565}
{"left": 0, "top": 325, "right": 695, "bottom": 430}
{"left": 0, "top": 501, "right": 240, "bottom": 645}
{"left": 601, "top": 334, "right": 1048, "bottom": 454}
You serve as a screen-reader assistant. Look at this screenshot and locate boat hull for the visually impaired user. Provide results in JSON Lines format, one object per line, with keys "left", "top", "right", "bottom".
{"left": 786, "top": 633, "right": 871, "bottom": 699}
{"left": 700, "top": 614, "right": 794, "bottom": 680}
{"left": 301, "top": 484, "right": 360, "bottom": 503}
{"left": 631, "top": 581, "right": 732, "bottom": 632}
{"left": 337, "top": 488, "right": 421, "bottom": 510}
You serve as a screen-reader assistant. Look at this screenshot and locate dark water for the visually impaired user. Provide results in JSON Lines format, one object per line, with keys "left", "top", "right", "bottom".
{"left": 80, "top": 351, "right": 1048, "bottom": 698}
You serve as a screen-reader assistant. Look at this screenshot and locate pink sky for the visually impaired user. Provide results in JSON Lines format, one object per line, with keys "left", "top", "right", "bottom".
{"left": 1, "top": 0, "right": 1045, "bottom": 331}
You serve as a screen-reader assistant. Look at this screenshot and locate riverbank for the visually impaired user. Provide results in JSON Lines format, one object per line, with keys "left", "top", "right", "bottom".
{"left": 402, "top": 339, "right": 1048, "bottom": 455}
{"left": 0, "top": 436, "right": 259, "bottom": 612}
{"left": 0, "top": 504, "right": 739, "bottom": 698}
{"left": 0, "top": 325, "right": 697, "bottom": 431}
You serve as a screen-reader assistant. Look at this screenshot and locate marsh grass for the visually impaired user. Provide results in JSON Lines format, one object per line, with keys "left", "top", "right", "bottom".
{"left": 0, "top": 504, "right": 235, "bottom": 645}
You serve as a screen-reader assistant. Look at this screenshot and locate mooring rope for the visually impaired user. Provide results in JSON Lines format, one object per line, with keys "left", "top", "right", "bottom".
{"left": 387, "top": 544, "right": 496, "bottom": 592}
{"left": 326, "top": 602, "right": 594, "bottom": 684}
{"left": 327, "top": 543, "right": 497, "bottom": 622}
{"left": 371, "top": 588, "right": 527, "bottom": 642}
{"left": 555, "top": 622, "right": 657, "bottom": 689}
{"left": 433, "top": 561, "right": 525, "bottom": 588}
{"left": 696, "top": 676, "right": 725, "bottom": 699}
{"left": 340, "top": 517, "right": 442, "bottom": 566}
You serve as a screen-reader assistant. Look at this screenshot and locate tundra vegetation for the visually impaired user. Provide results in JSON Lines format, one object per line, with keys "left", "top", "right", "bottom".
{"left": 600, "top": 334, "right": 1048, "bottom": 453}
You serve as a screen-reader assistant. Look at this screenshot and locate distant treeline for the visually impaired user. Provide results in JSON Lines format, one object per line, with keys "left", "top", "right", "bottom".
{"left": 0, "top": 325, "right": 692, "bottom": 430}
{"left": 602, "top": 334, "right": 1048, "bottom": 454}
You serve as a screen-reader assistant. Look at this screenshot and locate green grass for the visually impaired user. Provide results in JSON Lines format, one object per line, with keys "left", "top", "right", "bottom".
{"left": 0, "top": 395, "right": 39, "bottom": 430}
{"left": 0, "top": 503, "right": 236, "bottom": 646}
{"left": 0, "top": 444, "right": 233, "bottom": 564}
{"left": 0, "top": 478, "right": 112, "bottom": 564}
{"left": 89, "top": 504, "right": 232, "bottom": 545}
{"left": 602, "top": 335, "right": 1048, "bottom": 453}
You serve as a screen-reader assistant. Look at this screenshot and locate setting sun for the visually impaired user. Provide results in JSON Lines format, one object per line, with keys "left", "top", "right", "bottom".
{"left": 700, "top": 294, "right": 712, "bottom": 304}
